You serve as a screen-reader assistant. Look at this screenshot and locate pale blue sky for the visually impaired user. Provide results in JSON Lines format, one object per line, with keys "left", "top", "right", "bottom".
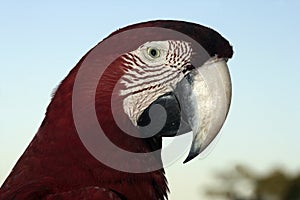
{"left": 1, "top": 1, "right": 300, "bottom": 199}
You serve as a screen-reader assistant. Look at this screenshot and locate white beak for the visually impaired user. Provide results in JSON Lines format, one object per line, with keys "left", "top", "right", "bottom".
{"left": 174, "top": 57, "right": 232, "bottom": 163}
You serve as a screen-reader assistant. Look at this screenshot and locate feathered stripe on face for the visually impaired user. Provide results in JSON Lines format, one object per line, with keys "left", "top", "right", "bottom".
{"left": 118, "top": 40, "right": 192, "bottom": 125}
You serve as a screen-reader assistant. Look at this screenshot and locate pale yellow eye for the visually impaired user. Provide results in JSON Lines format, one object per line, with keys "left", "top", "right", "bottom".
{"left": 147, "top": 47, "right": 160, "bottom": 58}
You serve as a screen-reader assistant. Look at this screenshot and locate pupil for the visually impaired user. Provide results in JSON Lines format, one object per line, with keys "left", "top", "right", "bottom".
{"left": 150, "top": 49, "right": 157, "bottom": 57}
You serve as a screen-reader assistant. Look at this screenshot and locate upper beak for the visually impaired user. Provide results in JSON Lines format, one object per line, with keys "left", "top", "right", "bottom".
{"left": 174, "top": 57, "right": 232, "bottom": 163}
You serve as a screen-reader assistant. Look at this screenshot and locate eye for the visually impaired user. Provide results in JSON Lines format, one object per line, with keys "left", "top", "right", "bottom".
{"left": 147, "top": 47, "right": 160, "bottom": 58}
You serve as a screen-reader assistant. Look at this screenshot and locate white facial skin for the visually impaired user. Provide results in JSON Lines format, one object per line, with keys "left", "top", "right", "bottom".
{"left": 119, "top": 40, "right": 193, "bottom": 125}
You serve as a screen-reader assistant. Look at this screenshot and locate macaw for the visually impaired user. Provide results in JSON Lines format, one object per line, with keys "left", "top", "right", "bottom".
{"left": 0, "top": 20, "right": 233, "bottom": 200}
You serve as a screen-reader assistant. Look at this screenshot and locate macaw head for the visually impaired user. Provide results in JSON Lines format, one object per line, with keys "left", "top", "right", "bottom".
{"left": 73, "top": 20, "right": 233, "bottom": 169}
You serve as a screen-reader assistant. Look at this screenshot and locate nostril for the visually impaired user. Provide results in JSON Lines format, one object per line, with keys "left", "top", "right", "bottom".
{"left": 186, "top": 64, "right": 195, "bottom": 71}
{"left": 182, "top": 64, "right": 195, "bottom": 74}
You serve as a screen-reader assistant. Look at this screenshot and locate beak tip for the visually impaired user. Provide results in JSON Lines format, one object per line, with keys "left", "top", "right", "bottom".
{"left": 183, "top": 151, "right": 199, "bottom": 164}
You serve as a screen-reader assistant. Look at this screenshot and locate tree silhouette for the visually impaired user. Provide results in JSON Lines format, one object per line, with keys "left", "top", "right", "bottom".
{"left": 283, "top": 174, "right": 300, "bottom": 200}
{"left": 204, "top": 165, "right": 300, "bottom": 200}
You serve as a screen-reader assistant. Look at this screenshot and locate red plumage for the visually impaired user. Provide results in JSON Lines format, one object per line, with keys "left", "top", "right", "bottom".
{"left": 0, "top": 20, "right": 232, "bottom": 200}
